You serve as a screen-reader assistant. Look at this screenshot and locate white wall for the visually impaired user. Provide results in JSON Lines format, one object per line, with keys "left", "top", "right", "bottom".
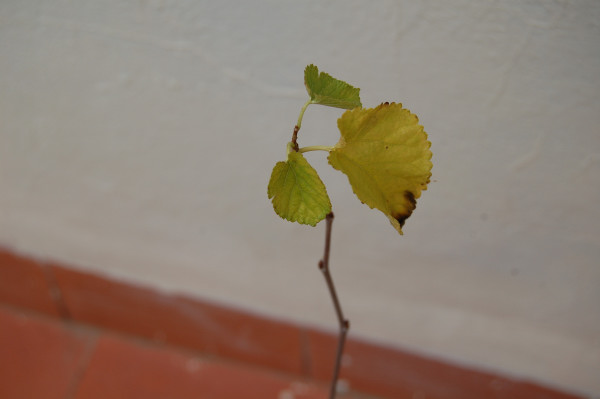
{"left": 1, "top": 0, "right": 599, "bottom": 395}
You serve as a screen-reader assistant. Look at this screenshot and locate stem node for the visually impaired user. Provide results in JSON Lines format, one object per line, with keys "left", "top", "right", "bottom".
{"left": 291, "top": 125, "right": 300, "bottom": 152}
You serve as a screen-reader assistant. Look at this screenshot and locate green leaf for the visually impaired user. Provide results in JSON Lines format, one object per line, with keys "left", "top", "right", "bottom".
{"left": 268, "top": 148, "right": 332, "bottom": 226}
{"left": 304, "top": 64, "right": 362, "bottom": 109}
{"left": 328, "top": 103, "right": 432, "bottom": 234}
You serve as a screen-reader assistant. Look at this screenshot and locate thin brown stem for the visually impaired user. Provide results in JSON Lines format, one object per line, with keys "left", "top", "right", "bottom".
{"left": 318, "top": 212, "right": 350, "bottom": 399}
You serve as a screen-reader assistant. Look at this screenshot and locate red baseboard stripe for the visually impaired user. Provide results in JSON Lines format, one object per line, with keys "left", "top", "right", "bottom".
{"left": 0, "top": 247, "right": 584, "bottom": 399}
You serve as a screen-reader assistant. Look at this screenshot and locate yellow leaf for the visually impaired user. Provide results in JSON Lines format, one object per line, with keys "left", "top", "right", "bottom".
{"left": 328, "top": 103, "right": 432, "bottom": 234}
{"left": 268, "top": 149, "right": 332, "bottom": 226}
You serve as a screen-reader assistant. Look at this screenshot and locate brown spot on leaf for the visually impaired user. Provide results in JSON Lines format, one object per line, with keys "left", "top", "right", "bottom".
{"left": 392, "top": 191, "right": 417, "bottom": 227}
{"left": 404, "top": 191, "right": 416, "bottom": 209}
{"left": 394, "top": 213, "right": 409, "bottom": 228}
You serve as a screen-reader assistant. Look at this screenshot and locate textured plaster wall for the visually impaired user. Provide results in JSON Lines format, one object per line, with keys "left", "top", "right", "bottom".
{"left": 1, "top": 0, "right": 599, "bottom": 395}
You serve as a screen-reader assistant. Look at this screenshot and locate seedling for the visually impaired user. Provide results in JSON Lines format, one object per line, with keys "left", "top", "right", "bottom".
{"left": 268, "top": 65, "right": 432, "bottom": 398}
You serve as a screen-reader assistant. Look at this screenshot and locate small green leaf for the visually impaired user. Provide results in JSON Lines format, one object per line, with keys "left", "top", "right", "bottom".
{"left": 328, "top": 103, "right": 432, "bottom": 234}
{"left": 304, "top": 64, "right": 362, "bottom": 109}
{"left": 268, "top": 148, "right": 332, "bottom": 226}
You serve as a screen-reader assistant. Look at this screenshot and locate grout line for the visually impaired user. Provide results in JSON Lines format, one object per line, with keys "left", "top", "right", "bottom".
{"left": 41, "top": 265, "right": 72, "bottom": 321}
{"left": 63, "top": 331, "right": 100, "bottom": 399}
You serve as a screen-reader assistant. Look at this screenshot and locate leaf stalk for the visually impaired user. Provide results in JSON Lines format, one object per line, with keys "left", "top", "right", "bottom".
{"left": 291, "top": 99, "right": 313, "bottom": 151}
{"left": 297, "top": 99, "right": 312, "bottom": 130}
{"left": 299, "top": 145, "right": 334, "bottom": 153}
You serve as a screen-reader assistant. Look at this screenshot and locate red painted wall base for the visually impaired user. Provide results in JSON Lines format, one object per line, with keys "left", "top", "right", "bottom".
{"left": 0, "top": 247, "right": 584, "bottom": 399}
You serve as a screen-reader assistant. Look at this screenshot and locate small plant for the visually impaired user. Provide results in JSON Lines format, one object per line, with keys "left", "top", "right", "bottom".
{"left": 268, "top": 65, "right": 432, "bottom": 398}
